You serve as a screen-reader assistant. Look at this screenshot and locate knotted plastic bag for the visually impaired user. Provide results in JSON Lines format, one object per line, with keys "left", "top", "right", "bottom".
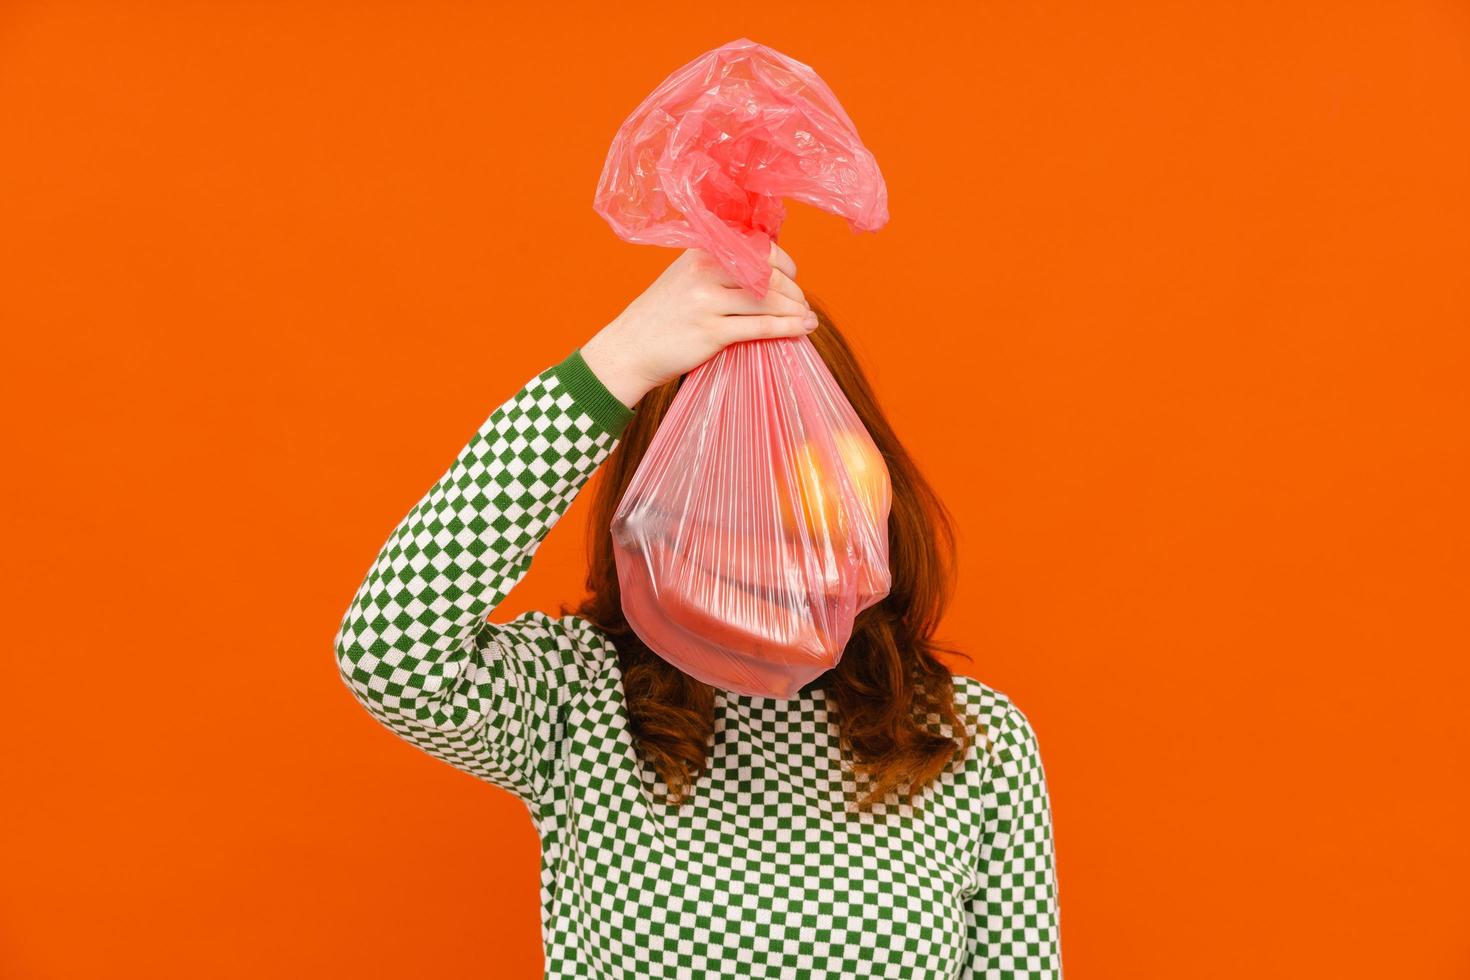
{"left": 594, "top": 37, "right": 891, "bottom": 699}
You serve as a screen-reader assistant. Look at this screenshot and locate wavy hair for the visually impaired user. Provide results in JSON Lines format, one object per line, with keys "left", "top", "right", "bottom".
{"left": 564, "top": 295, "right": 977, "bottom": 810}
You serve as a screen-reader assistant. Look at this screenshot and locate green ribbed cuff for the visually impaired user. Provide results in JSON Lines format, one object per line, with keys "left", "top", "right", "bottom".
{"left": 550, "top": 347, "right": 636, "bottom": 439}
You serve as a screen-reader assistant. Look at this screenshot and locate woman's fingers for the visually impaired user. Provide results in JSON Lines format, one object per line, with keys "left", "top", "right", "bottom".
{"left": 707, "top": 241, "right": 802, "bottom": 299}
{"left": 716, "top": 269, "right": 808, "bottom": 315}
{"left": 718, "top": 242, "right": 813, "bottom": 342}
{"left": 716, "top": 308, "right": 819, "bottom": 345}
{"left": 765, "top": 268, "right": 808, "bottom": 309}
{"left": 767, "top": 240, "right": 798, "bottom": 281}
{"left": 714, "top": 287, "right": 805, "bottom": 321}
{"left": 693, "top": 240, "right": 812, "bottom": 342}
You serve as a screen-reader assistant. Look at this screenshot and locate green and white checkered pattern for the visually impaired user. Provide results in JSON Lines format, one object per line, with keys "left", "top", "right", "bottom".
{"left": 335, "top": 350, "right": 1062, "bottom": 978}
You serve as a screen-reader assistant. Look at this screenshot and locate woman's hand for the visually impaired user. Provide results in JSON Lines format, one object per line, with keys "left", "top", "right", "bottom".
{"left": 580, "top": 242, "right": 818, "bottom": 410}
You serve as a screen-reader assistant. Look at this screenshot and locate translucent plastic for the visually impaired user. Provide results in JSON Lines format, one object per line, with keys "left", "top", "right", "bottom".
{"left": 596, "top": 38, "right": 892, "bottom": 698}
{"left": 592, "top": 36, "right": 889, "bottom": 297}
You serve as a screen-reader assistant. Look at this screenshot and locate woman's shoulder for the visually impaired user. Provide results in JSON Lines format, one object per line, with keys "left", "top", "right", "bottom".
{"left": 947, "top": 673, "right": 1046, "bottom": 774}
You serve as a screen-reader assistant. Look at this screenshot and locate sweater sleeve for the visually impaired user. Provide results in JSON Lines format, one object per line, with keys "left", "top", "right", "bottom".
{"left": 333, "top": 347, "right": 636, "bottom": 814}
{"left": 960, "top": 700, "right": 1064, "bottom": 979}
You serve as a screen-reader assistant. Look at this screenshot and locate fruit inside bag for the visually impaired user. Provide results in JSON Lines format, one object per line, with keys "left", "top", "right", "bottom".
{"left": 595, "top": 38, "right": 891, "bottom": 698}
{"left": 610, "top": 338, "right": 892, "bottom": 698}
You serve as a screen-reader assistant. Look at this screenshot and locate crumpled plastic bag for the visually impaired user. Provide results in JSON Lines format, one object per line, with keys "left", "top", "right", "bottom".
{"left": 594, "top": 37, "right": 888, "bottom": 298}
{"left": 594, "top": 37, "right": 892, "bottom": 699}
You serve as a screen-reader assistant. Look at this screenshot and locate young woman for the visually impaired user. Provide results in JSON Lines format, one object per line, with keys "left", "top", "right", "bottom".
{"left": 335, "top": 243, "right": 1062, "bottom": 979}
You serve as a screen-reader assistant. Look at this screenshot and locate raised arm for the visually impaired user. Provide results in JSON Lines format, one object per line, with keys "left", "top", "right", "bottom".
{"left": 961, "top": 700, "right": 1063, "bottom": 979}
{"left": 333, "top": 243, "right": 819, "bottom": 815}
{"left": 333, "top": 348, "right": 635, "bottom": 811}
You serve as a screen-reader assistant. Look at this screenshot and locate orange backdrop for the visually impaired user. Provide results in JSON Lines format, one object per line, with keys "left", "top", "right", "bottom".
{"left": 3, "top": 2, "right": 1467, "bottom": 977}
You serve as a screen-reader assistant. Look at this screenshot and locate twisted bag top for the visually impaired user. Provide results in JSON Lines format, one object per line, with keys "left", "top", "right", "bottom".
{"left": 593, "top": 36, "right": 889, "bottom": 296}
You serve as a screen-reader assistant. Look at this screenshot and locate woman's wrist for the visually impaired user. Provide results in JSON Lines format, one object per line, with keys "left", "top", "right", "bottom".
{"left": 580, "top": 325, "right": 653, "bottom": 410}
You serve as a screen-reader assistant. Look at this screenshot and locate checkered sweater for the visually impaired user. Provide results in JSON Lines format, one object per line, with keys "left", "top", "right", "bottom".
{"left": 334, "top": 348, "right": 1062, "bottom": 979}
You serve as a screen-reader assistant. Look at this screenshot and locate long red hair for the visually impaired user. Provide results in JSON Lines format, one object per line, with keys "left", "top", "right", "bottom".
{"left": 564, "top": 295, "right": 978, "bottom": 810}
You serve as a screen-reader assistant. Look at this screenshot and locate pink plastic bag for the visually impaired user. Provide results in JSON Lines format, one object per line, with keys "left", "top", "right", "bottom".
{"left": 595, "top": 38, "right": 892, "bottom": 698}
{"left": 593, "top": 37, "right": 888, "bottom": 298}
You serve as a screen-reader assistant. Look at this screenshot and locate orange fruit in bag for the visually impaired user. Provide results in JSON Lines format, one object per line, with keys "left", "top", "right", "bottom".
{"left": 779, "top": 428, "right": 891, "bottom": 549}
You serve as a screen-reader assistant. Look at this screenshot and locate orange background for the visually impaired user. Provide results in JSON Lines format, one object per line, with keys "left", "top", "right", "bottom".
{"left": 3, "top": 2, "right": 1467, "bottom": 977}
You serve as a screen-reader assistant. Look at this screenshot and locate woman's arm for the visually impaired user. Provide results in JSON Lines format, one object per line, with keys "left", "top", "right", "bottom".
{"left": 333, "top": 242, "right": 818, "bottom": 815}
{"left": 332, "top": 348, "right": 634, "bottom": 813}
{"left": 961, "top": 700, "right": 1063, "bottom": 979}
